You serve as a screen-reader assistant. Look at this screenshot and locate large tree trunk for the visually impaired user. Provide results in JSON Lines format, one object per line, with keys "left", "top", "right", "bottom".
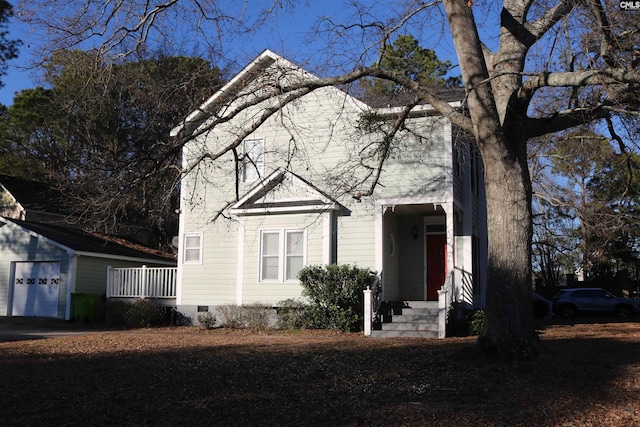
{"left": 477, "top": 132, "right": 541, "bottom": 359}
{"left": 444, "top": 0, "right": 541, "bottom": 358}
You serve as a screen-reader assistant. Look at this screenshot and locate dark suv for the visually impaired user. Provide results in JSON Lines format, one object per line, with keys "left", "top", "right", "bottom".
{"left": 552, "top": 288, "right": 639, "bottom": 319}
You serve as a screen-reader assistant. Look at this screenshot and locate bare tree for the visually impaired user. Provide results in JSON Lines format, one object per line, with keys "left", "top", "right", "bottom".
{"left": 16, "top": 0, "right": 640, "bottom": 358}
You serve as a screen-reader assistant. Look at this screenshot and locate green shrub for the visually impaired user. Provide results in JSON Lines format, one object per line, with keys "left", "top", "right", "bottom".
{"left": 298, "top": 264, "right": 377, "bottom": 332}
{"left": 105, "top": 299, "right": 165, "bottom": 328}
{"left": 276, "top": 299, "right": 309, "bottom": 329}
{"left": 468, "top": 309, "right": 485, "bottom": 336}
{"left": 125, "top": 299, "right": 165, "bottom": 328}
{"left": 105, "top": 300, "right": 131, "bottom": 327}
{"left": 197, "top": 311, "right": 217, "bottom": 329}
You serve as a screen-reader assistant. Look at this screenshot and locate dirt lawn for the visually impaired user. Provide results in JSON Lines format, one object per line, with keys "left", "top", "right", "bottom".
{"left": 1, "top": 319, "right": 639, "bottom": 426}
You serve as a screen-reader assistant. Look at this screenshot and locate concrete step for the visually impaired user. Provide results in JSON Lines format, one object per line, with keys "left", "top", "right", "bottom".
{"left": 372, "top": 300, "right": 441, "bottom": 339}
{"left": 379, "top": 322, "right": 439, "bottom": 332}
{"left": 391, "top": 313, "right": 438, "bottom": 323}
{"left": 399, "top": 308, "right": 438, "bottom": 317}
{"left": 370, "top": 329, "right": 439, "bottom": 339}
{"left": 402, "top": 300, "right": 439, "bottom": 309}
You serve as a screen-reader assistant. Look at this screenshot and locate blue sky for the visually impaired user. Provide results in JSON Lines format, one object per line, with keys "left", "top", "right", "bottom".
{"left": 0, "top": 19, "right": 34, "bottom": 106}
{"left": 0, "top": 1, "right": 460, "bottom": 107}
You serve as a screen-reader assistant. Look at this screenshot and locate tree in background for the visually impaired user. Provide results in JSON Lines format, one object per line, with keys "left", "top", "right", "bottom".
{"left": 358, "top": 34, "right": 459, "bottom": 97}
{"left": 547, "top": 129, "right": 616, "bottom": 280}
{"left": 2, "top": 52, "right": 224, "bottom": 248}
{"left": 586, "top": 151, "right": 640, "bottom": 282}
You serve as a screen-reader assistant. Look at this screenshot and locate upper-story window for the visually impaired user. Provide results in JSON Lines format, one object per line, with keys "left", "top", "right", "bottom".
{"left": 183, "top": 232, "right": 203, "bottom": 264}
{"left": 242, "top": 138, "right": 265, "bottom": 183}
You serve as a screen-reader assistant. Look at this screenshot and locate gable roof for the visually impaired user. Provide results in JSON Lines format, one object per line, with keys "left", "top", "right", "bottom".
{"left": 230, "top": 168, "right": 341, "bottom": 216}
{"left": 0, "top": 217, "right": 176, "bottom": 264}
{"left": 171, "top": 49, "right": 369, "bottom": 139}
{"left": 171, "top": 49, "right": 310, "bottom": 138}
{"left": 172, "top": 49, "right": 466, "bottom": 141}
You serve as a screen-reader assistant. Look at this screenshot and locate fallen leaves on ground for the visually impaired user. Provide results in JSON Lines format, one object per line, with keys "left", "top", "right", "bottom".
{"left": 1, "top": 320, "right": 640, "bottom": 426}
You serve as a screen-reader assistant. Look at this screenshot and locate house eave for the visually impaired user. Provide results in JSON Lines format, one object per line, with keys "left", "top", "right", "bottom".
{"left": 72, "top": 250, "right": 176, "bottom": 265}
{"left": 230, "top": 204, "right": 339, "bottom": 216}
{"left": 373, "top": 101, "right": 462, "bottom": 117}
{"left": 1, "top": 217, "right": 77, "bottom": 255}
{"left": 170, "top": 50, "right": 279, "bottom": 137}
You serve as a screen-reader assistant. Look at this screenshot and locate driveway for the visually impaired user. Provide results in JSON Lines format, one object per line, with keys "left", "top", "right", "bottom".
{"left": 0, "top": 317, "right": 110, "bottom": 343}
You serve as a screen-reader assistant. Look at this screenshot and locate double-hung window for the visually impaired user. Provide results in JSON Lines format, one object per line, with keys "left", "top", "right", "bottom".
{"left": 183, "top": 232, "right": 203, "bottom": 264}
{"left": 242, "top": 139, "right": 265, "bottom": 183}
{"left": 260, "top": 229, "right": 305, "bottom": 282}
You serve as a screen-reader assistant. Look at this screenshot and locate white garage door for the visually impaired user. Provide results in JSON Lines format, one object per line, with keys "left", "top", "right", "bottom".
{"left": 12, "top": 261, "right": 61, "bottom": 317}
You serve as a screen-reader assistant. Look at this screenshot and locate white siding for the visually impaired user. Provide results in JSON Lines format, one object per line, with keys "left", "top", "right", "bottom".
{"left": 180, "top": 218, "right": 239, "bottom": 305}
{"left": 178, "top": 57, "right": 457, "bottom": 306}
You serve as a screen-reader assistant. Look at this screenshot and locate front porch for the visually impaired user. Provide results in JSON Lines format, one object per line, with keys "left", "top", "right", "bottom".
{"left": 371, "top": 200, "right": 482, "bottom": 338}
{"left": 364, "top": 266, "right": 474, "bottom": 338}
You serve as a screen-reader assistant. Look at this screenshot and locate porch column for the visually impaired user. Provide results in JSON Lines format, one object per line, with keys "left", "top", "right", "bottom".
{"left": 236, "top": 219, "right": 245, "bottom": 305}
{"left": 374, "top": 203, "right": 386, "bottom": 304}
{"left": 363, "top": 287, "right": 372, "bottom": 337}
{"left": 441, "top": 201, "right": 457, "bottom": 302}
{"left": 374, "top": 203, "right": 384, "bottom": 275}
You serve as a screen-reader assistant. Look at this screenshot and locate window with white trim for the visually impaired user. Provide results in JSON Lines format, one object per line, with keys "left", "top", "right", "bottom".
{"left": 260, "top": 229, "right": 306, "bottom": 282}
{"left": 242, "top": 138, "right": 265, "bottom": 182}
{"left": 183, "top": 232, "right": 203, "bottom": 264}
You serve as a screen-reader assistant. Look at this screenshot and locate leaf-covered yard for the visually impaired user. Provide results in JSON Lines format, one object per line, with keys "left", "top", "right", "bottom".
{"left": 1, "top": 320, "right": 639, "bottom": 426}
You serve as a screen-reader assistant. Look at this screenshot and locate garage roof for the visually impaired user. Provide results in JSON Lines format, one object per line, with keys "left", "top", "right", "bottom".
{"left": 1, "top": 218, "right": 176, "bottom": 264}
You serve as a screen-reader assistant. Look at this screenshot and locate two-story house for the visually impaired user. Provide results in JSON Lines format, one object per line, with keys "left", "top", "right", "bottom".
{"left": 172, "top": 49, "right": 487, "bottom": 336}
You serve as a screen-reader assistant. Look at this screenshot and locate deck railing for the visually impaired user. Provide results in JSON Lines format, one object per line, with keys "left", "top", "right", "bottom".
{"left": 107, "top": 265, "right": 177, "bottom": 299}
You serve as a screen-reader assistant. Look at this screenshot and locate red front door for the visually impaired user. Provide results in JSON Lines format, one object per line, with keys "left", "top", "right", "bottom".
{"left": 426, "top": 234, "right": 447, "bottom": 300}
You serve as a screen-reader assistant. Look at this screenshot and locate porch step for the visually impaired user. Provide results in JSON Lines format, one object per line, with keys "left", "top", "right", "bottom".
{"left": 371, "top": 301, "right": 440, "bottom": 339}
{"left": 402, "top": 300, "right": 439, "bottom": 310}
{"left": 390, "top": 313, "right": 438, "bottom": 323}
{"left": 370, "top": 329, "right": 439, "bottom": 338}
{"left": 376, "top": 321, "right": 439, "bottom": 332}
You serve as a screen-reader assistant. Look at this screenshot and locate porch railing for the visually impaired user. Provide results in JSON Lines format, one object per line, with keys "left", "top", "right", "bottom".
{"left": 364, "top": 270, "right": 460, "bottom": 339}
{"left": 107, "top": 265, "right": 177, "bottom": 299}
{"left": 437, "top": 270, "right": 456, "bottom": 339}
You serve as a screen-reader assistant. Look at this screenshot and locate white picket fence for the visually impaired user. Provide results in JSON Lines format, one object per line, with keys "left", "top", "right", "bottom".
{"left": 107, "top": 265, "right": 177, "bottom": 299}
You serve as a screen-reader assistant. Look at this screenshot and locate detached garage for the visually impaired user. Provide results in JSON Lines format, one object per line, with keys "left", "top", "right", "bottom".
{"left": 0, "top": 217, "right": 176, "bottom": 320}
